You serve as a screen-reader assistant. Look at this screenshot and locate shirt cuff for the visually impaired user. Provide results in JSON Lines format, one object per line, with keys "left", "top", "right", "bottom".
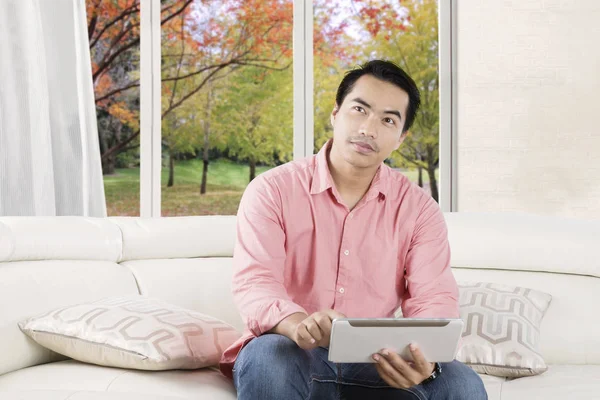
{"left": 250, "top": 300, "right": 307, "bottom": 337}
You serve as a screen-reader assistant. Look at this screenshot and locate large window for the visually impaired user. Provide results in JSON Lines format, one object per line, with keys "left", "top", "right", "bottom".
{"left": 87, "top": 0, "right": 141, "bottom": 216}
{"left": 313, "top": 0, "right": 440, "bottom": 201}
{"left": 87, "top": 0, "right": 443, "bottom": 216}
{"left": 159, "top": 0, "right": 293, "bottom": 216}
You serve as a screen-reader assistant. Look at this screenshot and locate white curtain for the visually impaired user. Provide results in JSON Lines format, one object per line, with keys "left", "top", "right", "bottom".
{"left": 0, "top": 0, "right": 106, "bottom": 216}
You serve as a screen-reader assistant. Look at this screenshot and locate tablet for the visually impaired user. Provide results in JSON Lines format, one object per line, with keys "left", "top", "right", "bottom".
{"left": 328, "top": 318, "right": 463, "bottom": 363}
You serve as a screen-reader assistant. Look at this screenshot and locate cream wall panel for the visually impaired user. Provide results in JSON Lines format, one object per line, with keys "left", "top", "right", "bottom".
{"left": 456, "top": 0, "right": 600, "bottom": 218}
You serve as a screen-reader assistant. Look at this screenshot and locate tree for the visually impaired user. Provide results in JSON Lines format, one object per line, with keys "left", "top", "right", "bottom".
{"left": 354, "top": 0, "right": 441, "bottom": 201}
{"left": 161, "top": 0, "right": 295, "bottom": 190}
{"left": 87, "top": 0, "right": 294, "bottom": 174}
{"left": 212, "top": 65, "right": 293, "bottom": 182}
{"left": 313, "top": 59, "right": 347, "bottom": 152}
{"left": 161, "top": 85, "right": 205, "bottom": 188}
{"left": 312, "top": 0, "right": 362, "bottom": 151}
{"left": 87, "top": 0, "right": 193, "bottom": 173}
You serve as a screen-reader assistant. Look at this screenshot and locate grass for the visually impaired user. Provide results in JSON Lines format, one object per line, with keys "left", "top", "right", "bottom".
{"left": 103, "top": 159, "right": 270, "bottom": 216}
{"left": 103, "top": 158, "right": 438, "bottom": 216}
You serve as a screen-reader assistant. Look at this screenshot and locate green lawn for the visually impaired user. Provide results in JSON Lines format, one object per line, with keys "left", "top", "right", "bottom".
{"left": 104, "top": 159, "right": 437, "bottom": 216}
{"left": 103, "top": 159, "right": 270, "bottom": 216}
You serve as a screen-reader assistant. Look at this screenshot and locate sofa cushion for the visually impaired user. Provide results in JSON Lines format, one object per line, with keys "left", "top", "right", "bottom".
{"left": 19, "top": 295, "right": 241, "bottom": 371}
{"left": 0, "top": 260, "right": 139, "bottom": 377}
{"left": 444, "top": 212, "right": 600, "bottom": 278}
{"left": 500, "top": 364, "right": 600, "bottom": 399}
{"left": 0, "top": 391, "right": 187, "bottom": 400}
{"left": 0, "top": 217, "right": 122, "bottom": 263}
{"left": 0, "top": 360, "right": 237, "bottom": 400}
{"left": 479, "top": 374, "right": 504, "bottom": 400}
{"left": 121, "top": 258, "right": 245, "bottom": 332}
{"left": 110, "top": 216, "right": 236, "bottom": 262}
{"left": 1, "top": 361, "right": 598, "bottom": 400}
{"left": 456, "top": 282, "right": 552, "bottom": 377}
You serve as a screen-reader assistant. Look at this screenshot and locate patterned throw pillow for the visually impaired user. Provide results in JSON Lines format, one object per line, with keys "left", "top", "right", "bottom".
{"left": 456, "top": 282, "right": 552, "bottom": 377}
{"left": 18, "top": 295, "right": 241, "bottom": 370}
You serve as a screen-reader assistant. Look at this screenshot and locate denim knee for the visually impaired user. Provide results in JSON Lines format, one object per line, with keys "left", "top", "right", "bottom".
{"left": 233, "top": 334, "right": 311, "bottom": 400}
{"left": 436, "top": 360, "right": 488, "bottom": 400}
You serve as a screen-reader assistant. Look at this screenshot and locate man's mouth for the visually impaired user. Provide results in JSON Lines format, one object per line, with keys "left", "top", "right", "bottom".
{"left": 351, "top": 141, "right": 375, "bottom": 153}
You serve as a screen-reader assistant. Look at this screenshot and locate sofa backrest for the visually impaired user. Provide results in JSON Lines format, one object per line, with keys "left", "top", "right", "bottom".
{"left": 119, "top": 212, "right": 600, "bottom": 366}
{"left": 0, "top": 216, "right": 241, "bottom": 377}
{"left": 444, "top": 212, "right": 600, "bottom": 365}
{"left": 0, "top": 213, "right": 598, "bottom": 377}
{"left": 110, "top": 216, "right": 244, "bottom": 332}
{"left": 0, "top": 218, "right": 139, "bottom": 376}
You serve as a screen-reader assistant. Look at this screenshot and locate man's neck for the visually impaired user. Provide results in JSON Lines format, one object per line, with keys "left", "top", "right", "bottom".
{"left": 326, "top": 143, "right": 379, "bottom": 199}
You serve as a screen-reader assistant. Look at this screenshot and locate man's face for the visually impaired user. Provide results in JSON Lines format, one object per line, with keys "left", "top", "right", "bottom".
{"left": 330, "top": 74, "right": 410, "bottom": 169}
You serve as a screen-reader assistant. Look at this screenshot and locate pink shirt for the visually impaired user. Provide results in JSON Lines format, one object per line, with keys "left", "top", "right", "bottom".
{"left": 219, "top": 140, "right": 459, "bottom": 379}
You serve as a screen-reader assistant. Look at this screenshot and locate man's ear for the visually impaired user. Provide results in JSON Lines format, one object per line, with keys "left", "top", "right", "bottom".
{"left": 394, "top": 130, "right": 410, "bottom": 150}
{"left": 330, "top": 104, "right": 340, "bottom": 126}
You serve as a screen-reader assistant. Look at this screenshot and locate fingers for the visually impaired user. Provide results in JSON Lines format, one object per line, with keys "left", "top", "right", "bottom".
{"left": 408, "top": 343, "right": 434, "bottom": 376}
{"left": 307, "top": 311, "right": 337, "bottom": 345}
{"left": 295, "top": 312, "right": 331, "bottom": 349}
{"left": 294, "top": 310, "right": 344, "bottom": 349}
{"left": 373, "top": 352, "right": 412, "bottom": 389}
{"left": 383, "top": 350, "right": 422, "bottom": 383}
{"left": 294, "top": 323, "right": 318, "bottom": 349}
{"left": 373, "top": 347, "right": 432, "bottom": 389}
{"left": 313, "top": 314, "right": 333, "bottom": 346}
{"left": 304, "top": 318, "right": 324, "bottom": 342}
{"left": 325, "top": 309, "right": 347, "bottom": 320}
{"left": 374, "top": 362, "right": 398, "bottom": 387}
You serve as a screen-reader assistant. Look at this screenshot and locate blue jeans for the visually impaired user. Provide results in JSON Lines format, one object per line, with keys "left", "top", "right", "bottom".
{"left": 233, "top": 334, "right": 487, "bottom": 400}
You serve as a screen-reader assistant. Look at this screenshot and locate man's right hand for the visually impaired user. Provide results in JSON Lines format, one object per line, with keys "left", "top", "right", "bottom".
{"left": 269, "top": 310, "right": 346, "bottom": 350}
{"left": 293, "top": 310, "right": 346, "bottom": 349}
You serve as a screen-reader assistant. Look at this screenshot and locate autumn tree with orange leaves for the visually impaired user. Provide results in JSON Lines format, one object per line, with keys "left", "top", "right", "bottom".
{"left": 87, "top": 0, "right": 291, "bottom": 174}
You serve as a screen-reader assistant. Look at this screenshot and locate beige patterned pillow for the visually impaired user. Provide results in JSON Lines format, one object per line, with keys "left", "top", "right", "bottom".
{"left": 456, "top": 282, "right": 552, "bottom": 378}
{"left": 18, "top": 295, "right": 241, "bottom": 370}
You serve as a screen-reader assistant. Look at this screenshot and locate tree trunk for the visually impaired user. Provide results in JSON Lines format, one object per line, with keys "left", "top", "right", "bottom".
{"left": 200, "top": 87, "right": 211, "bottom": 195}
{"left": 201, "top": 159, "right": 209, "bottom": 194}
{"left": 417, "top": 166, "right": 423, "bottom": 187}
{"left": 167, "top": 152, "right": 175, "bottom": 187}
{"left": 249, "top": 160, "right": 256, "bottom": 182}
{"left": 101, "top": 128, "right": 139, "bottom": 163}
{"left": 102, "top": 156, "right": 115, "bottom": 175}
{"left": 427, "top": 166, "right": 439, "bottom": 203}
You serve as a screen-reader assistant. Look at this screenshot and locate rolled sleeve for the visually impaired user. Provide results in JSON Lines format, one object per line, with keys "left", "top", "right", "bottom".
{"left": 402, "top": 197, "right": 459, "bottom": 319}
{"left": 232, "top": 177, "right": 306, "bottom": 337}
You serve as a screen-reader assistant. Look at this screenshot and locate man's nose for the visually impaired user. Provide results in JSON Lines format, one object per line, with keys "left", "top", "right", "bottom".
{"left": 359, "top": 115, "right": 378, "bottom": 138}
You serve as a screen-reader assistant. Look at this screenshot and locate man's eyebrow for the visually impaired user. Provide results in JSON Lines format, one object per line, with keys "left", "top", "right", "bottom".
{"left": 350, "top": 97, "right": 402, "bottom": 120}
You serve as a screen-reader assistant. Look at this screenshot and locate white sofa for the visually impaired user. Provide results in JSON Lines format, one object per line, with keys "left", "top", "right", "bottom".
{"left": 0, "top": 212, "right": 598, "bottom": 400}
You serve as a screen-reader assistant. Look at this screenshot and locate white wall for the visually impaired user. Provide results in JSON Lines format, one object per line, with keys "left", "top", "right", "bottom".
{"left": 455, "top": 0, "right": 600, "bottom": 219}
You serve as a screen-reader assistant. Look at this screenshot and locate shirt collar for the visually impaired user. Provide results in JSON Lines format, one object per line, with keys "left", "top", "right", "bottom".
{"left": 310, "top": 139, "right": 389, "bottom": 199}
{"left": 310, "top": 139, "right": 334, "bottom": 195}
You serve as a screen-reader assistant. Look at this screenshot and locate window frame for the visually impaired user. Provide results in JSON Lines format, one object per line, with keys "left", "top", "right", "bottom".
{"left": 438, "top": 0, "right": 457, "bottom": 212}
{"left": 138, "top": 0, "right": 456, "bottom": 217}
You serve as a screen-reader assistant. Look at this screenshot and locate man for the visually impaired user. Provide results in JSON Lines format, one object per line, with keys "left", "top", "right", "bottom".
{"left": 220, "top": 60, "right": 487, "bottom": 399}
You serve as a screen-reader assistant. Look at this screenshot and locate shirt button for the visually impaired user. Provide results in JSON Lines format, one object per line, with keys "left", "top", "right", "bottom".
{"left": 348, "top": 212, "right": 354, "bottom": 219}
{"left": 344, "top": 250, "right": 350, "bottom": 256}
{"left": 339, "top": 287, "right": 345, "bottom": 294}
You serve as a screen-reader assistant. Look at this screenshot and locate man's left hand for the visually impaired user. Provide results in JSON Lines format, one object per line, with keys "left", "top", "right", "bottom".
{"left": 372, "top": 344, "right": 434, "bottom": 389}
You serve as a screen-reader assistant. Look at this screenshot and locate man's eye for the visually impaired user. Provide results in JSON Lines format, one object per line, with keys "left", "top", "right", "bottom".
{"left": 384, "top": 118, "right": 395, "bottom": 125}
{"left": 354, "top": 106, "right": 365, "bottom": 113}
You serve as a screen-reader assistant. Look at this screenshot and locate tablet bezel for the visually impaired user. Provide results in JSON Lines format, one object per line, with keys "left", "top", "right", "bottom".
{"left": 339, "top": 317, "right": 457, "bottom": 327}
{"left": 327, "top": 317, "right": 464, "bottom": 363}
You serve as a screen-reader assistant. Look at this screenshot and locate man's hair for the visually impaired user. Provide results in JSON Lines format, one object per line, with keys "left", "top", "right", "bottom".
{"left": 335, "top": 60, "right": 421, "bottom": 133}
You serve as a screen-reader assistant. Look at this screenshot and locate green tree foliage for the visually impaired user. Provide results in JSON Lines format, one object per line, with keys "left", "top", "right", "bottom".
{"left": 354, "top": 0, "right": 441, "bottom": 200}
{"left": 212, "top": 66, "right": 293, "bottom": 182}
